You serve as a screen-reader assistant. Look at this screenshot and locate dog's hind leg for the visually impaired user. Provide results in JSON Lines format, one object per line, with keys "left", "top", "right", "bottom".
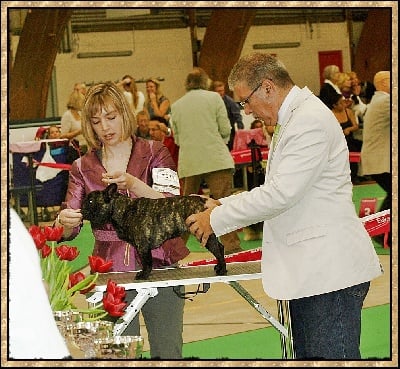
{"left": 135, "top": 247, "right": 153, "bottom": 280}
{"left": 205, "top": 235, "right": 227, "bottom": 276}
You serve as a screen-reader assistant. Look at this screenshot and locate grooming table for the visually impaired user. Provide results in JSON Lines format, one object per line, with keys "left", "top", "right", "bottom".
{"left": 87, "top": 261, "right": 295, "bottom": 359}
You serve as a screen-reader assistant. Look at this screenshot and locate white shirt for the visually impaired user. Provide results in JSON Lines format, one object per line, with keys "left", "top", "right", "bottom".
{"left": 135, "top": 91, "right": 145, "bottom": 115}
{"left": 124, "top": 91, "right": 146, "bottom": 116}
{"left": 8, "top": 209, "right": 71, "bottom": 359}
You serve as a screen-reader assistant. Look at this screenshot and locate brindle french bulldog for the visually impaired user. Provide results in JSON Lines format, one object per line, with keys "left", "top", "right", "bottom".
{"left": 82, "top": 183, "right": 227, "bottom": 279}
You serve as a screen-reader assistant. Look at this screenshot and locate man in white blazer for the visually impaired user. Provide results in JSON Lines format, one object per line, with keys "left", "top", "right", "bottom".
{"left": 186, "top": 53, "right": 383, "bottom": 359}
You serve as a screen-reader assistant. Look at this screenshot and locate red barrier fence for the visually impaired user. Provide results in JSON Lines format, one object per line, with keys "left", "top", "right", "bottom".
{"left": 183, "top": 210, "right": 390, "bottom": 266}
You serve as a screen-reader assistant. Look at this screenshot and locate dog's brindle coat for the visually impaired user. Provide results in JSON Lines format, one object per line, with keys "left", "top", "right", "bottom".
{"left": 82, "top": 183, "right": 227, "bottom": 279}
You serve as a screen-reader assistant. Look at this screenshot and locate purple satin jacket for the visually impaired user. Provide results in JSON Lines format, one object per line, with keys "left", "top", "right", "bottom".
{"left": 61, "top": 136, "right": 190, "bottom": 272}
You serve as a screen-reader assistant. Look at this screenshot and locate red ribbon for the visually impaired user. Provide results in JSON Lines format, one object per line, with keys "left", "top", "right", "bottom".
{"left": 33, "top": 159, "right": 72, "bottom": 171}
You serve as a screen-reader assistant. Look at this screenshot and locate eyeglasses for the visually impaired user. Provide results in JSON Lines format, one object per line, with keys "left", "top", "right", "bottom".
{"left": 238, "top": 83, "right": 262, "bottom": 109}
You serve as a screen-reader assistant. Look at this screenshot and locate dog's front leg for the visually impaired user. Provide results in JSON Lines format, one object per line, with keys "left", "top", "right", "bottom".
{"left": 135, "top": 246, "right": 153, "bottom": 280}
{"left": 205, "top": 235, "right": 227, "bottom": 276}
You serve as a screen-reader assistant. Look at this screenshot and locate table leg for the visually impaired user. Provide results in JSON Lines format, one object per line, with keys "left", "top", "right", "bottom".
{"left": 242, "top": 166, "right": 248, "bottom": 191}
{"left": 27, "top": 154, "right": 39, "bottom": 225}
{"left": 113, "top": 288, "right": 159, "bottom": 336}
{"left": 228, "top": 281, "right": 294, "bottom": 359}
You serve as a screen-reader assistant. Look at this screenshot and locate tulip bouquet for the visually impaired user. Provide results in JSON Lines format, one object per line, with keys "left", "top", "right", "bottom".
{"left": 28, "top": 225, "right": 127, "bottom": 321}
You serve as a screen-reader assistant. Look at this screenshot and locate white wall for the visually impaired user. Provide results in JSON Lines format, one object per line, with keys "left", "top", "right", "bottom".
{"left": 10, "top": 20, "right": 362, "bottom": 117}
{"left": 53, "top": 28, "right": 194, "bottom": 116}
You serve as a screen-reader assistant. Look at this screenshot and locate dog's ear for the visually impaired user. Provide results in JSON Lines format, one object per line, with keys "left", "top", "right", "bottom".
{"left": 104, "top": 183, "right": 118, "bottom": 201}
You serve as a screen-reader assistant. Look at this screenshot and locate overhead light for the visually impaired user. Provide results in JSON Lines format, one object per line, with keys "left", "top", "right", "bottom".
{"left": 77, "top": 51, "right": 133, "bottom": 58}
{"left": 253, "top": 42, "right": 300, "bottom": 49}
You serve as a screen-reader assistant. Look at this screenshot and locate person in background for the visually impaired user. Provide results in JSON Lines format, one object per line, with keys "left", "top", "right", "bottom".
{"left": 48, "top": 125, "right": 61, "bottom": 139}
{"left": 144, "top": 77, "right": 171, "bottom": 122}
{"left": 60, "top": 90, "right": 87, "bottom": 161}
{"left": 250, "top": 118, "right": 274, "bottom": 140}
{"left": 318, "top": 64, "right": 341, "bottom": 108}
{"left": 73, "top": 82, "right": 87, "bottom": 96}
{"left": 360, "top": 71, "right": 391, "bottom": 247}
{"left": 250, "top": 118, "right": 263, "bottom": 129}
{"left": 359, "top": 80, "right": 376, "bottom": 104}
{"left": 171, "top": 67, "right": 242, "bottom": 254}
{"left": 336, "top": 72, "right": 353, "bottom": 108}
{"left": 118, "top": 74, "right": 145, "bottom": 116}
{"left": 186, "top": 53, "right": 382, "bottom": 359}
{"left": 242, "top": 118, "right": 269, "bottom": 241}
{"left": 8, "top": 208, "right": 71, "bottom": 359}
{"left": 328, "top": 92, "right": 363, "bottom": 184}
{"left": 135, "top": 110, "right": 151, "bottom": 139}
{"left": 211, "top": 80, "right": 244, "bottom": 150}
{"left": 348, "top": 71, "right": 368, "bottom": 141}
{"left": 148, "top": 116, "right": 179, "bottom": 168}
{"left": 54, "top": 82, "right": 189, "bottom": 359}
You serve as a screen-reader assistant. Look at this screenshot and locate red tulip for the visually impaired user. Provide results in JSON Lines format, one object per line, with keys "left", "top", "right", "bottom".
{"left": 28, "top": 225, "right": 47, "bottom": 249}
{"left": 28, "top": 225, "right": 42, "bottom": 234}
{"left": 106, "top": 279, "right": 126, "bottom": 300}
{"left": 102, "top": 292, "right": 127, "bottom": 317}
{"left": 89, "top": 255, "right": 113, "bottom": 273}
{"left": 69, "top": 271, "right": 85, "bottom": 288}
{"left": 40, "top": 244, "right": 52, "bottom": 258}
{"left": 68, "top": 271, "right": 95, "bottom": 294}
{"left": 55, "top": 245, "right": 80, "bottom": 261}
{"left": 43, "top": 225, "right": 64, "bottom": 242}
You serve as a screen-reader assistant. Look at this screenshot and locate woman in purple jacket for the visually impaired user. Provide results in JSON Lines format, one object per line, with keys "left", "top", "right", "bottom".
{"left": 55, "top": 82, "right": 189, "bottom": 359}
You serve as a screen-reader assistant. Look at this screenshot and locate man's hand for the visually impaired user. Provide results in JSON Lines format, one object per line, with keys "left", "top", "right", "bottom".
{"left": 186, "top": 208, "right": 214, "bottom": 247}
{"left": 204, "top": 197, "right": 221, "bottom": 210}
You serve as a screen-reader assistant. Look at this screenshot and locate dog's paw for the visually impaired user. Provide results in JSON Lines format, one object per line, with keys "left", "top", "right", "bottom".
{"left": 214, "top": 263, "right": 227, "bottom": 276}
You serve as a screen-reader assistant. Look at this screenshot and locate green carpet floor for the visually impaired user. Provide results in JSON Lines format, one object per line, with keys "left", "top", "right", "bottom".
{"left": 140, "top": 304, "right": 391, "bottom": 360}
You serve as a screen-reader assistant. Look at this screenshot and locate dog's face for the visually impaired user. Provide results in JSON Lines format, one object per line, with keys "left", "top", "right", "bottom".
{"left": 81, "top": 184, "right": 118, "bottom": 228}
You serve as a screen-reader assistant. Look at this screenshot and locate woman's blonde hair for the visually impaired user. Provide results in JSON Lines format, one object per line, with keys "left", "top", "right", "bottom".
{"left": 145, "top": 77, "right": 164, "bottom": 103}
{"left": 336, "top": 72, "right": 351, "bottom": 91}
{"left": 66, "top": 90, "right": 85, "bottom": 110}
{"left": 81, "top": 82, "right": 136, "bottom": 150}
{"left": 121, "top": 74, "right": 139, "bottom": 109}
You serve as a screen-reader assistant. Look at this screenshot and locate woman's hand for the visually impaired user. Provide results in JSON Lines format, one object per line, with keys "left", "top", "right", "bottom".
{"left": 57, "top": 208, "right": 82, "bottom": 230}
{"left": 102, "top": 171, "right": 135, "bottom": 192}
{"left": 102, "top": 171, "right": 164, "bottom": 199}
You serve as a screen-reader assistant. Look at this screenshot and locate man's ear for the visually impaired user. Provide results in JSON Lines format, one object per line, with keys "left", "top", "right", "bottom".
{"left": 263, "top": 79, "right": 274, "bottom": 94}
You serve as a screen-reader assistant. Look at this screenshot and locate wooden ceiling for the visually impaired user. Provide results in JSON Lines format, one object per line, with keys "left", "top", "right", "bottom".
{"left": 9, "top": 8, "right": 371, "bottom": 35}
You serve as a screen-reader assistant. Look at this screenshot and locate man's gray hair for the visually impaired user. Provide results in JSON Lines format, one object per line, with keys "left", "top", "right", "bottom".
{"left": 185, "top": 67, "right": 210, "bottom": 91}
{"left": 228, "top": 52, "right": 294, "bottom": 91}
